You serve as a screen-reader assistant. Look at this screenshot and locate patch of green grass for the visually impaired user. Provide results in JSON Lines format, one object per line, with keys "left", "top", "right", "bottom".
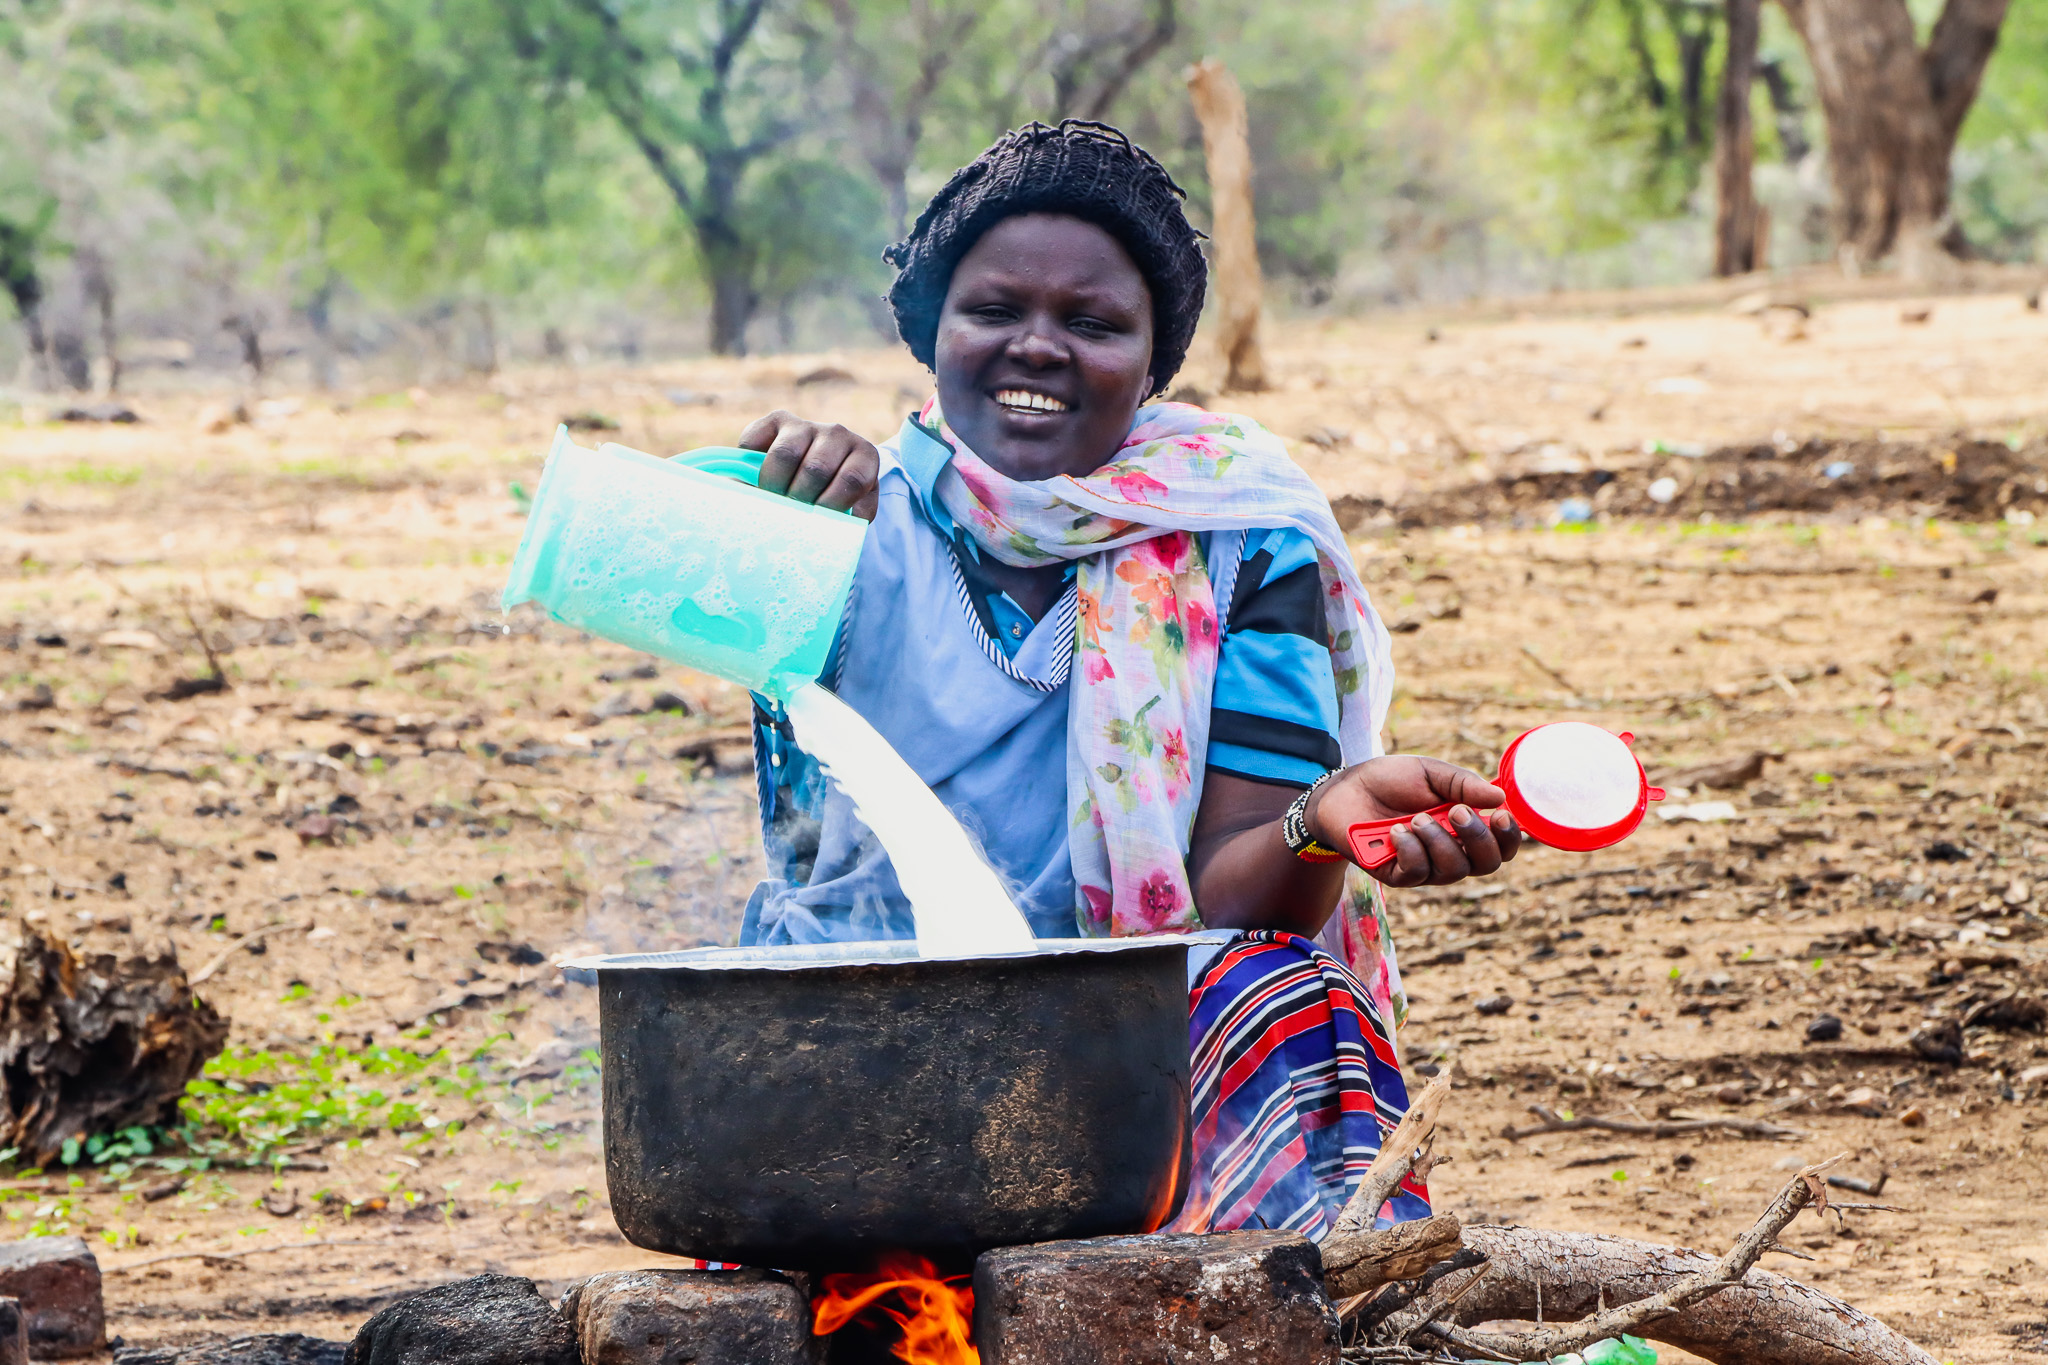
{"left": 179, "top": 1038, "right": 518, "bottom": 1160}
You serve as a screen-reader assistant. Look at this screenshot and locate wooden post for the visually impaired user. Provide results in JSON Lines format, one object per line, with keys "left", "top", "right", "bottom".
{"left": 1185, "top": 58, "right": 1267, "bottom": 392}
{"left": 1713, "top": 0, "right": 1761, "bottom": 276}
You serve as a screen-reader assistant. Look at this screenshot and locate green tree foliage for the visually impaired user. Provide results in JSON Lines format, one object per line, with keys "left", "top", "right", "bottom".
{"left": 1954, "top": 0, "right": 2048, "bottom": 260}
{"left": 0, "top": 0, "right": 2043, "bottom": 379}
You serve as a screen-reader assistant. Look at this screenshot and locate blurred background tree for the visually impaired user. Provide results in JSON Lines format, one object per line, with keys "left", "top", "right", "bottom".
{"left": 0, "top": 0, "right": 2041, "bottom": 385}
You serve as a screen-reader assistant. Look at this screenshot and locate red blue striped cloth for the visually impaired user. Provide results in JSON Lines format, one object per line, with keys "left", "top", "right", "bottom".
{"left": 1173, "top": 930, "right": 1430, "bottom": 1237}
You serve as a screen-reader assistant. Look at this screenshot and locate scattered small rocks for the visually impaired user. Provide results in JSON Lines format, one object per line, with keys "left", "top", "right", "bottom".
{"left": 1908, "top": 1018, "right": 1964, "bottom": 1067}
{"left": 55, "top": 403, "right": 141, "bottom": 424}
{"left": 1803, "top": 1015, "right": 1843, "bottom": 1044}
{"left": 1474, "top": 994, "right": 1514, "bottom": 1017}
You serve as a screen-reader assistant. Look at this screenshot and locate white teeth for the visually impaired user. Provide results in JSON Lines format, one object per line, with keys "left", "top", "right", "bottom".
{"left": 994, "top": 390, "right": 1070, "bottom": 413}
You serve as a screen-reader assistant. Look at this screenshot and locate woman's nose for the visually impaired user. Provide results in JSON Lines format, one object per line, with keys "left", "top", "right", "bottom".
{"left": 1005, "top": 323, "right": 1069, "bottom": 367}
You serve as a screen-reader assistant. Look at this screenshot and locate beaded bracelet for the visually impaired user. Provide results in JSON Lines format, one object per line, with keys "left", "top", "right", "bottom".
{"left": 1282, "top": 769, "right": 1346, "bottom": 863}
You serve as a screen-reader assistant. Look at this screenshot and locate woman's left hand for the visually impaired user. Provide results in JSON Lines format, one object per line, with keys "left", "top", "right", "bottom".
{"left": 1306, "top": 756, "right": 1521, "bottom": 887}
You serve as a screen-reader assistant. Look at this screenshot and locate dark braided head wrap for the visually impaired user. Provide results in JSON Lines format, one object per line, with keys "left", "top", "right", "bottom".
{"left": 885, "top": 120, "right": 1207, "bottom": 398}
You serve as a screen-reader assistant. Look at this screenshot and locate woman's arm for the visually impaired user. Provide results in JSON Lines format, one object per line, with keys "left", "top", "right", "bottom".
{"left": 1189, "top": 759, "right": 1521, "bottom": 934}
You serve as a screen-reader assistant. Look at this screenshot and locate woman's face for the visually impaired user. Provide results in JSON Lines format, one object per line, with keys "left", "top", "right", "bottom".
{"left": 933, "top": 213, "right": 1155, "bottom": 482}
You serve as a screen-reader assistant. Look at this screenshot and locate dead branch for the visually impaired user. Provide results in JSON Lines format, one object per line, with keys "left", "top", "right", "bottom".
{"left": 177, "top": 588, "right": 229, "bottom": 686}
{"left": 189, "top": 920, "right": 310, "bottom": 985}
{"left": 1319, "top": 1068, "right": 1460, "bottom": 1297}
{"left": 1418, "top": 1156, "right": 1849, "bottom": 1360}
{"left": 105, "top": 1235, "right": 391, "bottom": 1274}
{"left": 1344, "top": 1246, "right": 1488, "bottom": 1341}
{"left": 1518, "top": 644, "right": 1578, "bottom": 693}
{"left": 1503, "top": 1104, "right": 1806, "bottom": 1142}
{"left": 1330, "top": 1067, "right": 1454, "bottom": 1240}
{"left": 1380, "top": 1219, "right": 1936, "bottom": 1365}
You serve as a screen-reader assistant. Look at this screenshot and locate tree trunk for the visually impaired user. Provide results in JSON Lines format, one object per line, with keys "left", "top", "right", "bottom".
{"left": 1758, "top": 56, "right": 1813, "bottom": 162}
{"left": 0, "top": 222, "right": 52, "bottom": 391}
{"left": 77, "top": 248, "right": 120, "bottom": 394}
{"left": 699, "top": 198, "right": 758, "bottom": 359}
{"left": 1426, "top": 1225, "right": 1937, "bottom": 1365}
{"left": 1185, "top": 59, "right": 1267, "bottom": 393}
{"left": 305, "top": 270, "right": 340, "bottom": 391}
{"left": 1714, "top": 0, "right": 1762, "bottom": 275}
{"left": 17, "top": 306, "right": 52, "bottom": 391}
{"left": 1777, "top": 0, "right": 2011, "bottom": 275}
{"left": 223, "top": 312, "right": 265, "bottom": 380}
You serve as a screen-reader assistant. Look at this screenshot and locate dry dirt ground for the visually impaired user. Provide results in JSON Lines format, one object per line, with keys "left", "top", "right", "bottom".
{"left": 0, "top": 275, "right": 2045, "bottom": 1361}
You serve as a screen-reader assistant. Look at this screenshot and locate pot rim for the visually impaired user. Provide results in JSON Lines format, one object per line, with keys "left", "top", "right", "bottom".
{"left": 562, "top": 931, "right": 1229, "bottom": 980}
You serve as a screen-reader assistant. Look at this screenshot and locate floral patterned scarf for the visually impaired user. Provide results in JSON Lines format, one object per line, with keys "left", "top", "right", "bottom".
{"left": 913, "top": 399, "right": 1407, "bottom": 1018}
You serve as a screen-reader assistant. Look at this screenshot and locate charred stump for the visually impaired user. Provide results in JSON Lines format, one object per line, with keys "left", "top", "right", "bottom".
{"left": 0, "top": 926, "right": 227, "bottom": 1162}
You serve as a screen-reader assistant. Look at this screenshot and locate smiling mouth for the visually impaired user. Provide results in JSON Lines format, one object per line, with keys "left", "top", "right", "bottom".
{"left": 993, "top": 389, "right": 1071, "bottom": 415}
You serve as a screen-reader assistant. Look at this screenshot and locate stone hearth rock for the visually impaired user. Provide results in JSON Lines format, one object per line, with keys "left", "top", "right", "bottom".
{"left": 0, "top": 1237, "right": 104, "bottom": 1358}
{"left": 0, "top": 1297, "right": 26, "bottom": 1365}
{"left": 344, "top": 1274, "right": 577, "bottom": 1365}
{"left": 973, "top": 1230, "right": 1340, "bottom": 1365}
{"left": 565, "top": 1269, "right": 818, "bottom": 1365}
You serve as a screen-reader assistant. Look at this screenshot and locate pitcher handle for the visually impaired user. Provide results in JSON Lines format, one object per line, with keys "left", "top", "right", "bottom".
{"left": 674, "top": 446, "right": 766, "bottom": 485}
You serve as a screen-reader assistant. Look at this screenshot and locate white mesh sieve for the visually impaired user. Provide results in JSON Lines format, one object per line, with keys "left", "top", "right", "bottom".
{"left": 1509, "top": 722, "right": 1642, "bottom": 830}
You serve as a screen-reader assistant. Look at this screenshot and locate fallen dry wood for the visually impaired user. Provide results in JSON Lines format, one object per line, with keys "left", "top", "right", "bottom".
{"left": 1389, "top": 1218, "right": 1936, "bottom": 1365}
{"left": 1503, "top": 1104, "right": 1807, "bottom": 1142}
{"left": 1416, "top": 1157, "right": 1850, "bottom": 1361}
{"left": 104, "top": 1235, "right": 390, "bottom": 1274}
{"left": 0, "top": 924, "right": 227, "bottom": 1162}
{"left": 1320, "top": 1068, "right": 1461, "bottom": 1296}
{"left": 1323, "top": 1214, "right": 1463, "bottom": 1300}
{"left": 189, "top": 919, "right": 310, "bottom": 985}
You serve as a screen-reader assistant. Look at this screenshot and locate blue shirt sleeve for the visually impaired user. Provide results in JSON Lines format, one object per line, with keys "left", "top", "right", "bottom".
{"left": 1207, "top": 527, "right": 1342, "bottom": 789}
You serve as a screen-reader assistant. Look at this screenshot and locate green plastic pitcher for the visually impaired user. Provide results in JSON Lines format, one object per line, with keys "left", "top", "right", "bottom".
{"left": 501, "top": 425, "right": 867, "bottom": 698}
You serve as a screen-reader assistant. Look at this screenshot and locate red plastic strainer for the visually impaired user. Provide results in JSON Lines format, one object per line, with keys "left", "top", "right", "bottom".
{"left": 1345, "top": 722, "right": 1665, "bottom": 871}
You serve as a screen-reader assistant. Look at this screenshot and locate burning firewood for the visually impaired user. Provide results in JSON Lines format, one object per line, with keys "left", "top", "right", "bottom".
{"left": 1319, "top": 1071, "right": 1936, "bottom": 1365}
{"left": 0, "top": 923, "right": 227, "bottom": 1163}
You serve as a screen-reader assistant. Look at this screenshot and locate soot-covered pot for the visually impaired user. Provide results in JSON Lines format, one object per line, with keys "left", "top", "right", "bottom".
{"left": 573, "top": 937, "right": 1197, "bottom": 1270}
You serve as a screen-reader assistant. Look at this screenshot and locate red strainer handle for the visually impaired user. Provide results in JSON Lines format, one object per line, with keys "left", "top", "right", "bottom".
{"left": 1346, "top": 802, "right": 1457, "bottom": 871}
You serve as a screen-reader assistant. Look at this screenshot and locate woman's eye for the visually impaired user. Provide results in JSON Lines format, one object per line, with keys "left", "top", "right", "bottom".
{"left": 1070, "top": 317, "right": 1115, "bottom": 337}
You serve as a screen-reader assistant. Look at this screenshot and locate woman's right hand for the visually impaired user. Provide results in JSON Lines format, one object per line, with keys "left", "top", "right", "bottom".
{"left": 737, "top": 410, "right": 881, "bottom": 520}
{"left": 1306, "top": 755, "right": 1521, "bottom": 887}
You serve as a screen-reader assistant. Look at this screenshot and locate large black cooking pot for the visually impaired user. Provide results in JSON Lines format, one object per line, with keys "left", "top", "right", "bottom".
{"left": 578, "top": 937, "right": 1195, "bottom": 1270}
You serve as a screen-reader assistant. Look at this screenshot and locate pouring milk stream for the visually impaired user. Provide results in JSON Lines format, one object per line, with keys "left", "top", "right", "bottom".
{"left": 501, "top": 428, "right": 1035, "bottom": 958}
{"left": 504, "top": 430, "right": 1661, "bottom": 957}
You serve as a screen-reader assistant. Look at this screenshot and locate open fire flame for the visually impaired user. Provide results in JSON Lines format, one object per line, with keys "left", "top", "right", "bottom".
{"left": 813, "top": 1253, "right": 978, "bottom": 1365}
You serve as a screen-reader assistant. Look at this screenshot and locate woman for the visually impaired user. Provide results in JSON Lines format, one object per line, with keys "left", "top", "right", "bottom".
{"left": 734, "top": 121, "right": 1518, "bottom": 1237}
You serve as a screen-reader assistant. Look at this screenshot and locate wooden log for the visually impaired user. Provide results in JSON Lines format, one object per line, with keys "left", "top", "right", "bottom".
{"left": 1184, "top": 58, "right": 1267, "bottom": 393}
{"left": 0, "top": 926, "right": 226, "bottom": 1164}
{"left": 1321, "top": 1212, "right": 1462, "bottom": 1300}
{"left": 1421, "top": 1225, "right": 1937, "bottom": 1365}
